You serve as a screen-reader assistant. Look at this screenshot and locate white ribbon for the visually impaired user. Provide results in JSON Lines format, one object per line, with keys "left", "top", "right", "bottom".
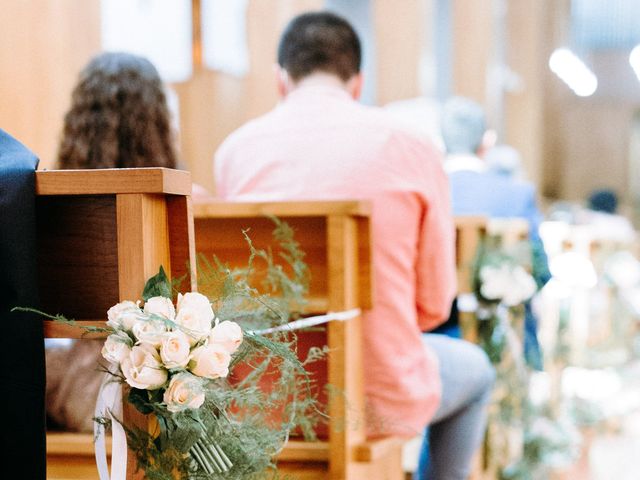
{"left": 249, "top": 308, "right": 361, "bottom": 335}
{"left": 94, "top": 374, "right": 127, "bottom": 480}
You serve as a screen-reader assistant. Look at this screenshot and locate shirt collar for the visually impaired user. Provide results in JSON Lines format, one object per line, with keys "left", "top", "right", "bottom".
{"left": 444, "top": 154, "right": 487, "bottom": 174}
{"left": 283, "top": 84, "right": 353, "bottom": 104}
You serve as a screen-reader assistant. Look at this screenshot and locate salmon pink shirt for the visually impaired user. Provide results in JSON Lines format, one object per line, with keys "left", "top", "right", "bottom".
{"left": 214, "top": 85, "right": 456, "bottom": 437}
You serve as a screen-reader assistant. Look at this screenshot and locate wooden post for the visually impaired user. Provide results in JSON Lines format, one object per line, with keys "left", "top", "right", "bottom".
{"left": 327, "top": 215, "right": 365, "bottom": 479}
{"left": 37, "top": 168, "right": 195, "bottom": 479}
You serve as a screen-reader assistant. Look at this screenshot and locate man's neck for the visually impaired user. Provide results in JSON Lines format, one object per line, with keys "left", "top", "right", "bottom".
{"left": 290, "top": 73, "right": 350, "bottom": 93}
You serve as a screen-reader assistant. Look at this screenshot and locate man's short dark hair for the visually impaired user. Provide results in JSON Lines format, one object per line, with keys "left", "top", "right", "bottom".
{"left": 277, "top": 11, "right": 361, "bottom": 82}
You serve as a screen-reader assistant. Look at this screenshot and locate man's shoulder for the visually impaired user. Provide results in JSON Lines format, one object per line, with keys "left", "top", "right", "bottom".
{"left": 217, "top": 111, "right": 279, "bottom": 152}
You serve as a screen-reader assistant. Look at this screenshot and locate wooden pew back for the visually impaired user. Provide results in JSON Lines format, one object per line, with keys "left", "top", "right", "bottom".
{"left": 39, "top": 168, "right": 195, "bottom": 479}
{"left": 194, "top": 200, "right": 403, "bottom": 480}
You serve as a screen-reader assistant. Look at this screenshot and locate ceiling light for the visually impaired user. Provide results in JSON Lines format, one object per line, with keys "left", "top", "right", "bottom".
{"left": 549, "top": 48, "right": 598, "bottom": 97}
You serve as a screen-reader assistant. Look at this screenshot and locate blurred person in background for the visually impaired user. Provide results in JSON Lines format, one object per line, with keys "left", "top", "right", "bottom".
{"left": 438, "top": 96, "right": 550, "bottom": 370}
{"left": 578, "top": 188, "right": 636, "bottom": 245}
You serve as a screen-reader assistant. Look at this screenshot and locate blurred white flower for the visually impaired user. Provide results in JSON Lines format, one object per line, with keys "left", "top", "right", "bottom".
{"left": 549, "top": 251, "right": 597, "bottom": 289}
{"left": 480, "top": 263, "right": 537, "bottom": 306}
{"left": 604, "top": 251, "right": 640, "bottom": 290}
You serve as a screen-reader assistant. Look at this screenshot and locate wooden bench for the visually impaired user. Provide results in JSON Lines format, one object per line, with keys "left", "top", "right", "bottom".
{"left": 454, "top": 216, "right": 530, "bottom": 343}
{"left": 193, "top": 200, "right": 404, "bottom": 480}
{"left": 38, "top": 168, "right": 195, "bottom": 480}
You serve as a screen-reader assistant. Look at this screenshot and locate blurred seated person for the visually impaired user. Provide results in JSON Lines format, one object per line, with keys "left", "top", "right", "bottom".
{"left": 485, "top": 143, "right": 524, "bottom": 180}
{"left": 577, "top": 188, "right": 636, "bottom": 245}
{"left": 46, "top": 51, "right": 210, "bottom": 432}
{"left": 437, "top": 96, "right": 550, "bottom": 369}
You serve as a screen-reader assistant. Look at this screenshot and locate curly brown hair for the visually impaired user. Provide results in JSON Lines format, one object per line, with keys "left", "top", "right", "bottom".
{"left": 57, "top": 52, "right": 177, "bottom": 169}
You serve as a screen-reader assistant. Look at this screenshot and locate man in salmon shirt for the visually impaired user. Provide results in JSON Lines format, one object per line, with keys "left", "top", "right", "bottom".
{"left": 214, "top": 11, "right": 494, "bottom": 479}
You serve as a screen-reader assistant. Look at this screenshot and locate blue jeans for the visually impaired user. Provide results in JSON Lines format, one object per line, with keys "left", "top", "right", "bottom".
{"left": 414, "top": 334, "right": 495, "bottom": 480}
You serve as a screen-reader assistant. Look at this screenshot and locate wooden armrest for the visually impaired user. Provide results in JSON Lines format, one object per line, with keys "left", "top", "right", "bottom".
{"left": 36, "top": 168, "right": 191, "bottom": 196}
{"left": 278, "top": 440, "right": 329, "bottom": 462}
{"left": 352, "top": 437, "right": 405, "bottom": 462}
{"left": 47, "top": 432, "right": 108, "bottom": 456}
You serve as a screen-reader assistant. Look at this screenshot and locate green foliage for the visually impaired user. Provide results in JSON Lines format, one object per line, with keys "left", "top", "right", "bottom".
{"left": 142, "top": 265, "right": 172, "bottom": 301}
{"left": 11, "top": 306, "right": 113, "bottom": 335}
{"left": 25, "top": 217, "right": 323, "bottom": 478}
{"left": 114, "top": 218, "right": 323, "bottom": 479}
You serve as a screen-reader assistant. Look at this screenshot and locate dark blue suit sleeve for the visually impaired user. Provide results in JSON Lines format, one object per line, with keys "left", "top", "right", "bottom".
{"left": 0, "top": 130, "right": 45, "bottom": 478}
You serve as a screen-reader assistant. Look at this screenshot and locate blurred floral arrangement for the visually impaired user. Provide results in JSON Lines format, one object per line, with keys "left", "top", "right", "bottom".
{"left": 472, "top": 237, "right": 583, "bottom": 478}
{"left": 21, "top": 219, "right": 323, "bottom": 479}
{"left": 473, "top": 239, "right": 537, "bottom": 364}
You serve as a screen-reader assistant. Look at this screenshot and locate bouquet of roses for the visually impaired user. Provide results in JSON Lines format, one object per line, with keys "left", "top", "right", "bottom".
{"left": 101, "top": 271, "right": 243, "bottom": 475}
{"left": 22, "top": 219, "right": 322, "bottom": 479}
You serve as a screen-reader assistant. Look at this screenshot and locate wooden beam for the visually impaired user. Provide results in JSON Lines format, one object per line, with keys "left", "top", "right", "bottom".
{"left": 193, "top": 200, "right": 371, "bottom": 218}
{"left": 36, "top": 168, "right": 191, "bottom": 196}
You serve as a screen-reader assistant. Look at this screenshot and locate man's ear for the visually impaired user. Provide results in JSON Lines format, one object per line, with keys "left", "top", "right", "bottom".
{"left": 347, "top": 73, "right": 364, "bottom": 100}
{"left": 478, "top": 129, "right": 497, "bottom": 158}
{"left": 275, "top": 65, "right": 291, "bottom": 98}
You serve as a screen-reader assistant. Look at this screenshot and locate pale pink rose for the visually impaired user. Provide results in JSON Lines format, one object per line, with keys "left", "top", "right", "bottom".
{"left": 120, "top": 343, "right": 168, "bottom": 390}
{"left": 106, "top": 301, "right": 140, "bottom": 331}
{"left": 209, "top": 321, "right": 243, "bottom": 354}
{"left": 175, "top": 308, "right": 212, "bottom": 346}
{"left": 143, "top": 296, "right": 176, "bottom": 320}
{"left": 188, "top": 344, "right": 231, "bottom": 379}
{"left": 163, "top": 372, "right": 205, "bottom": 412}
{"left": 132, "top": 318, "right": 168, "bottom": 348}
{"left": 101, "top": 331, "right": 132, "bottom": 365}
{"left": 159, "top": 330, "right": 191, "bottom": 368}
{"left": 176, "top": 292, "right": 214, "bottom": 319}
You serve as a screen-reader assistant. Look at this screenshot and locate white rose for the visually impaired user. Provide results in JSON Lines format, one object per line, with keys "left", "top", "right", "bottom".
{"left": 188, "top": 344, "right": 231, "bottom": 379}
{"left": 144, "top": 296, "right": 176, "bottom": 320}
{"left": 132, "top": 318, "right": 168, "bottom": 348}
{"left": 120, "top": 343, "right": 168, "bottom": 390}
{"left": 209, "top": 321, "right": 243, "bottom": 354}
{"left": 163, "top": 372, "right": 205, "bottom": 413}
{"left": 101, "top": 331, "right": 133, "bottom": 365}
{"left": 177, "top": 292, "right": 213, "bottom": 316}
{"left": 106, "top": 301, "right": 140, "bottom": 331}
{"left": 159, "top": 330, "right": 191, "bottom": 368}
{"left": 175, "top": 308, "right": 213, "bottom": 346}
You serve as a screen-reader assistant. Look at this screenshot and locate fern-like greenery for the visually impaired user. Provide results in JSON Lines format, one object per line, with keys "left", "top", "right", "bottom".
{"left": 123, "top": 217, "right": 326, "bottom": 479}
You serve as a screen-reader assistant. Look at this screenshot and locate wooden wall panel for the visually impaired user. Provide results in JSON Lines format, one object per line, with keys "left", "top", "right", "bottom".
{"left": 173, "top": 0, "right": 323, "bottom": 195}
{"left": 0, "top": 0, "right": 101, "bottom": 168}
{"left": 373, "top": 0, "right": 423, "bottom": 105}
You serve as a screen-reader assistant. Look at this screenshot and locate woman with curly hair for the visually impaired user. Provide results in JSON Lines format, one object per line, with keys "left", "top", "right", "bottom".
{"left": 57, "top": 51, "right": 178, "bottom": 170}
{"left": 46, "top": 52, "right": 209, "bottom": 433}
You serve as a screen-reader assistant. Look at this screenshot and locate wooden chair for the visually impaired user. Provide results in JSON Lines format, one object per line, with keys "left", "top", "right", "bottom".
{"left": 38, "top": 168, "right": 195, "bottom": 480}
{"left": 453, "top": 216, "right": 488, "bottom": 344}
{"left": 486, "top": 217, "right": 529, "bottom": 247}
{"left": 193, "top": 200, "right": 404, "bottom": 480}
